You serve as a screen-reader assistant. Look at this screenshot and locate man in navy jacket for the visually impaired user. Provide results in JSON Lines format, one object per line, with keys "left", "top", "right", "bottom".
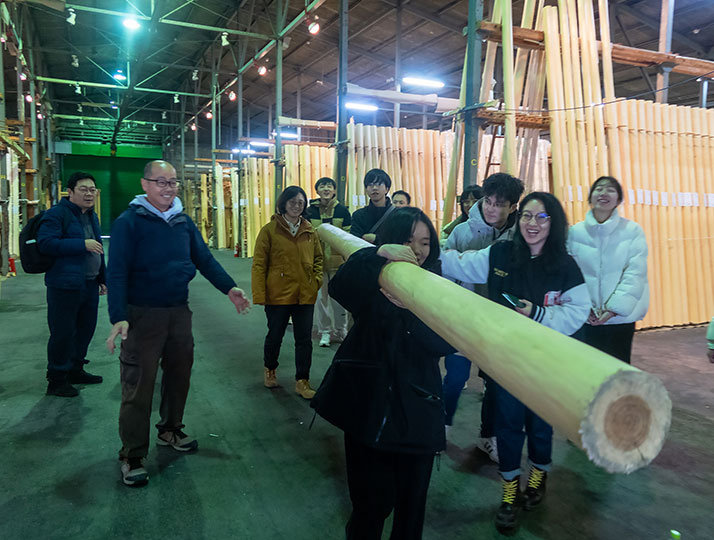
{"left": 106, "top": 160, "right": 250, "bottom": 487}
{"left": 37, "top": 171, "right": 106, "bottom": 398}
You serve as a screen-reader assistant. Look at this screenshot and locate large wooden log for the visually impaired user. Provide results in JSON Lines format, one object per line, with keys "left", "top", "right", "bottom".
{"left": 317, "top": 224, "right": 672, "bottom": 474}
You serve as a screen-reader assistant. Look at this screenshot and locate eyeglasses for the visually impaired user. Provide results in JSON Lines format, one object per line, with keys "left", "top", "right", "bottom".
{"left": 144, "top": 177, "right": 180, "bottom": 189}
{"left": 75, "top": 187, "right": 97, "bottom": 195}
{"left": 287, "top": 199, "right": 305, "bottom": 208}
{"left": 520, "top": 211, "right": 551, "bottom": 225}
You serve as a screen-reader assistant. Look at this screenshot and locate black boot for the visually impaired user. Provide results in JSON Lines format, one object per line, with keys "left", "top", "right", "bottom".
{"left": 495, "top": 476, "right": 522, "bottom": 534}
{"left": 68, "top": 369, "right": 103, "bottom": 384}
{"left": 46, "top": 380, "right": 79, "bottom": 397}
{"left": 523, "top": 466, "right": 547, "bottom": 510}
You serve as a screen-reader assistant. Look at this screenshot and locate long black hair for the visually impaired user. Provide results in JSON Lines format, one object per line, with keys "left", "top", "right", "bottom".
{"left": 511, "top": 192, "right": 569, "bottom": 270}
{"left": 276, "top": 185, "right": 309, "bottom": 218}
{"left": 378, "top": 207, "right": 440, "bottom": 270}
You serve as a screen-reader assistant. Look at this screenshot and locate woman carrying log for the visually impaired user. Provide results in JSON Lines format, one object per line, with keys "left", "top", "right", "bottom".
{"left": 311, "top": 207, "right": 455, "bottom": 540}
{"left": 436, "top": 192, "right": 590, "bottom": 533}
{"left": 251, "top": 186, "right": 323, "bottom": 399}
{"left": 567, "top": 176, "right": 649, "bottom": 364}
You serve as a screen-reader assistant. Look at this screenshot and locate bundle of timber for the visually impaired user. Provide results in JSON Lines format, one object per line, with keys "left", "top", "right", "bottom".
{"left": 317, "top": 223, "right": 672, "bottom": 474}
{"left": 541, "top": 0, "right": 714, "bottom": 328}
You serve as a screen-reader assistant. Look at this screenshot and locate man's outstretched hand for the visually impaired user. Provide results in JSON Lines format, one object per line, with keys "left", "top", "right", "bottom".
{"left": 229, "top": 287, "right": 251, "bottom": 314}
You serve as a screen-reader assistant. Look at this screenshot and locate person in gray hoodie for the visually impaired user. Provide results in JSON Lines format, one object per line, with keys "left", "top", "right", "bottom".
{"left": 441, "top": 173, "right": 524, "bottom": 462}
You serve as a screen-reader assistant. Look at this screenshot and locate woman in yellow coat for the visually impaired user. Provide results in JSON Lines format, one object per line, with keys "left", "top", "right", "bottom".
{"left": 252, "top": 186, "right": 323, "bottom": 399}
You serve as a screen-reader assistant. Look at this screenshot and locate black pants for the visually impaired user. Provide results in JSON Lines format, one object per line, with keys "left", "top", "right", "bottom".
{"left": 573, "top": 322, "right": 636, "bottom": 364}
{"left": 119, "top": 305, "right": 194, "bottom": 459}
{"left": 344, "top": 434, "right": 434, "bottom": 540}
{"left": 46, "top": 280, "right": 99, "bottom": 381}
{"left": 263, "top": 304, "right": 314, "bottom": 380}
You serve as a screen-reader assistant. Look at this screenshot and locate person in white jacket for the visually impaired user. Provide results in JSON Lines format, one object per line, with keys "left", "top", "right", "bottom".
{"left": 567, "top": 176, "right": 649, "bottom": 364}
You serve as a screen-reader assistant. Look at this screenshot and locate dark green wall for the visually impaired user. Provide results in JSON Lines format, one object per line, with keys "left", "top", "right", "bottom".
{"left": 61, "top": 155, "right": 150, "bottom": 234}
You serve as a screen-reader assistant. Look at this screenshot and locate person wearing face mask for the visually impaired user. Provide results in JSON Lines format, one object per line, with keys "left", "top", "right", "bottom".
{"left": 438, "top": 192, "right": 590, "bottom": 533}
{"left": 252, "top": 185, "right": 323, "bottom": 399}
{"left": 312, "top": 207, "right": 456, "bottom": 540}
{"left": 37, "top": 171, "right": 106, "bottom": 397}
{"left": 567, "top": 176, "right": 649, "bottom": 364}
{"left": 307, "top": 177, "right": 352, "bottom": 347}
{"left": 350, "top": 168, "right": 394, "bottom": 244}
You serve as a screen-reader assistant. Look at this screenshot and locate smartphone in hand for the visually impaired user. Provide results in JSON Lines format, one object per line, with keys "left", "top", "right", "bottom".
{"left": 502, "top": 292, "right": 526, "bottom": 309}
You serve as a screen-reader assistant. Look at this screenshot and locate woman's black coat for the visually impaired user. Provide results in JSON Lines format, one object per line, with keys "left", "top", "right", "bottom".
{"left": 311, "top": 247, "right": 455, "bottom": 454}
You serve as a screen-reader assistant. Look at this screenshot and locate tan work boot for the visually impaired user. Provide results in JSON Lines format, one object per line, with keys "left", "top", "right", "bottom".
{"left": 295, "top": 379, "right": 316, "bottom": 399}
{"left": 264, "top": 367, "right": 279, "bottom": 388}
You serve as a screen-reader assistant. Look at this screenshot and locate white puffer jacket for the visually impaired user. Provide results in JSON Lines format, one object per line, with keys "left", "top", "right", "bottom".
{"left": 567, "top": 209, "right": 649, "bottom": 324}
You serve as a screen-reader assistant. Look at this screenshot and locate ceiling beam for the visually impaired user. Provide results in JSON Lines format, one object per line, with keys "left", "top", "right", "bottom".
{"left": 380, "top": 0, "right": 464, "bottom": 34}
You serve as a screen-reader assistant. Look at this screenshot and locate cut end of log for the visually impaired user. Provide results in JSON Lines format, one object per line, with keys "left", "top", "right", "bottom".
{"left": 580, "top": 370, "right": 671, "bottom": 474}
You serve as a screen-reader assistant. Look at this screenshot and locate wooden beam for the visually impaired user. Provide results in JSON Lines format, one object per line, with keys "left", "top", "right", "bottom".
{"left": 478, "top": 21, "right": 714, "bottom": 78}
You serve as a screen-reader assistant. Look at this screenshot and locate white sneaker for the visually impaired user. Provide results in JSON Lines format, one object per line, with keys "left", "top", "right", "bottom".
{"left": 475, "top": 436, "right": 499, "bottom": 463}
{"left": 319, "top": 333, "right": 331, "bottom": 347}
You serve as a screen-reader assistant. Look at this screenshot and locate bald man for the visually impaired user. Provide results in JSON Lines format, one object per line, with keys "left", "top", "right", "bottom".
{"left": 107, "top": 160, "right": 250, "bottom": 487}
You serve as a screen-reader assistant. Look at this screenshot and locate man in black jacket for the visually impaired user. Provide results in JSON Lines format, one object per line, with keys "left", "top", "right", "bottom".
{"left": 350, "top": 169, "right": 394, "bottom": 244}
{"left": 37, "top": 171, "right": 106, "bottom": 398}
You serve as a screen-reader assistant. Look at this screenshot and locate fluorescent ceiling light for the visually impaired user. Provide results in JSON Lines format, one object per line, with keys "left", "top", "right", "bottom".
{"left": 249, "top": 141, "right": 271, "bottom": 147}
{"left": 123, "top": 18, "right": 140, "bottom": 30}
{"left": 402, "top": 76, "right": 444, "bottom": 89}
{"left": 346, "top": 102, "right": 378, "bottom": 112}
{"left": 113, "top": 70, "right": 127, "bottom": 81}
{"left": 272, "top": 131, "right": 299, "bottom": 139}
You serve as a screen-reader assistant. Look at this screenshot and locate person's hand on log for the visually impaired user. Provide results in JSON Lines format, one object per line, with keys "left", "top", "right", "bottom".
{"left": 515, "top": 299, "right": 533, "bottom": 317}
{"left": 381, "top": 288, "right": 406, "bottom": 309}
{"left": 707, "top": 348, "right": 714, "bottom": 363}
{"left": 362, "top": 233, "right": 377, "bottom": 244}
{"left": 377, "top": 244, "right": 419, "bottom": 265}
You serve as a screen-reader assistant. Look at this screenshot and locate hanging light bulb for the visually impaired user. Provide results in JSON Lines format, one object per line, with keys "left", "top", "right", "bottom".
{"left": 191, "top": 123, "right": 197, "bottom": 131}
{"left": 206, "top": 111, "right": 213, "bottom": 119}
{"left": 307, "top": 16, "right": 320, "bottom": 35}
{"left": 77, "top": 104, "right": 83, "bottom": 113}
{"left": 257, "top": 65, "right": 267, "bottom": 76}
{"left": 25, "top": 94, "right": 33, "bottom": 103}
{"left": 228, "top": 90, "right": 237, "bottom": 101}
{"left": 71, "top": 55, "right": 79, "bottom": 68}
{"left": 74, "top": 83, "right": 82, "bottom": 94}
{"left": 192, "top": 69, "right": 199, "bottom": 81}
{"left": 37, "top": 112, "right": 43, "bottom": 119}
{"left": 173, "top": 93, "right": 180, "bottom": 104}
{"left": 161, "top": 111, "right": 167, "bottom": 120}
{"left": 66, "top": 8, "right": 76, "bottom": 26}
{"left": 221, "top": 32, "right": 230, "bottom": 46}
{"left": 19, "top": 72, "right": 27, "bottom": 81}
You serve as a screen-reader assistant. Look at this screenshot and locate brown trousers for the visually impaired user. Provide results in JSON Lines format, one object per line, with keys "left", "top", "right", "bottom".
{"left": 118, "top": 305, "right": 194, "bottom": 459}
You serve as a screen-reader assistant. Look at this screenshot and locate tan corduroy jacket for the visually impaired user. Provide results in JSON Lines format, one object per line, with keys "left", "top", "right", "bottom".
{"left": 251, "top": 214, "right": 323, "bottom": 305}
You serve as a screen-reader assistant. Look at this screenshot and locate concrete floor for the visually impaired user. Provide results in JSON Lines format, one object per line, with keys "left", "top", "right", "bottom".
{"left": 1, "top": 251, "right": 713, "bottom": 540}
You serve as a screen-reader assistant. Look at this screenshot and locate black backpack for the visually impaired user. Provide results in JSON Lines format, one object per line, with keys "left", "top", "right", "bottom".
{"left": 19, "top": 207, "right": 72, "bottom": 274}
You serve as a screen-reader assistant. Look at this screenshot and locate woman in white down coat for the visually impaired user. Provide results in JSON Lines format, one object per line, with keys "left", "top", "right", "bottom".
{"left": 567, "top": 176, "right": 649, "bottom": 364}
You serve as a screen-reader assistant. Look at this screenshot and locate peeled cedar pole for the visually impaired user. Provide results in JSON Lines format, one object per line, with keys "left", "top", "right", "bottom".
{"left": 317, "top": 223, "right": 672, "bottom": 474}
{"left": 500, "top": 0, "right": 518, "bottom": 175}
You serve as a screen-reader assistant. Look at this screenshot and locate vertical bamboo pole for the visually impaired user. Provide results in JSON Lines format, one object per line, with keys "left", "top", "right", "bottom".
{"left": 640, "top": 101, "right": 660, "bottom": 326}
{"left": 200, "top": 173, "right": 209, "bottom": 242}
{"left": 346, "top": 120, "right": 357, "bottom": 209}
{"left": 214, "top": 163, "right": 227, "bottom": 248}
{"left": 500, "top": 0, "right": 517, "bottom": 175}
{"left": 597, "top": 0, "right": 622, "bottom": 180}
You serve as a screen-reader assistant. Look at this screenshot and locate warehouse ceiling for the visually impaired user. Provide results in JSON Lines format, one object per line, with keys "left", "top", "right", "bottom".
{"left": 13, "top": 0, "right": 714, "bottom": 147}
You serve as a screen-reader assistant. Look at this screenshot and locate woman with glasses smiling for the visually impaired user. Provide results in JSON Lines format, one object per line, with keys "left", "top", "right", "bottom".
{"left": 252, "top": 186, "right": 323, "bottom": 399}
{"left": 437, "top": 191, "right": 590, "bottom": 533}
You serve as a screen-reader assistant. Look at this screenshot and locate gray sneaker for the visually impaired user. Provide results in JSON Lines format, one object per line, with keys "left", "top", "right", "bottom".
{"left": 475, "top": 436, "right": 499, "bottom": 463}
{"left": 157, "top": 430, "right": 198, "bottom": 452}
{"left": 121, "top": 457, "right": 149, "bottom": 486}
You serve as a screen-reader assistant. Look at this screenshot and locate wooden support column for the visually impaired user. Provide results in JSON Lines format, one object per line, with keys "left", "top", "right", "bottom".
{"left": 656, "top": 0, "right": 675, "bottom": 103}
